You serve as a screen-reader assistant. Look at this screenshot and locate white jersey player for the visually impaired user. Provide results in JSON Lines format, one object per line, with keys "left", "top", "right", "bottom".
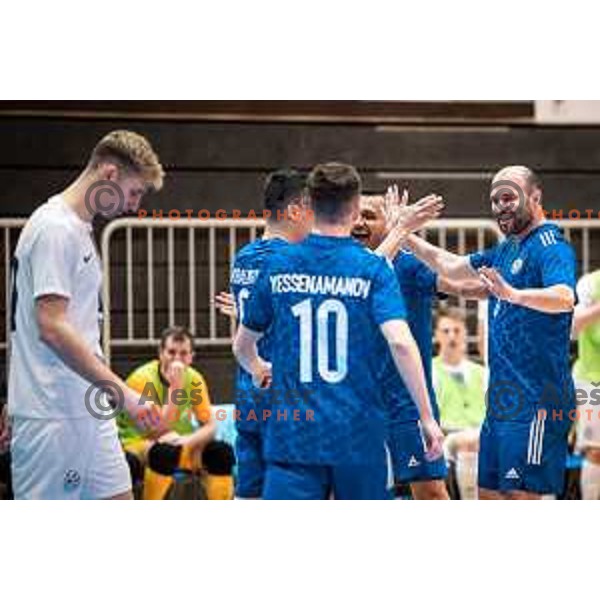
{"left": 7, "top": 130, "right": 165, "bottom": 499}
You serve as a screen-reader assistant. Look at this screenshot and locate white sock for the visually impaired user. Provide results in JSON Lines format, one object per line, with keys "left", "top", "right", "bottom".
{"left": 456, "top": 451, "right": 478, "bottom": 500}
{"left": 581, "top": 460, "right": 600, "bottom": 500}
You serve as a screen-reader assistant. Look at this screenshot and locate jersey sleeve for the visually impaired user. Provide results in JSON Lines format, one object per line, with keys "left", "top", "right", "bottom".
{"left": 241, "top": 268, "right": 273, "bottom": 333}
{"left": 126, "top": 368, "right": 150, "bottom": 395}
{"left": 397, "top": 253, "right": 438, "bottom": 294}
{"left": 371, "top": 257, "right": 407, "bottom": 325}
{"left": 468, "top": 245, "right": 497, "bottom": 271}
{"left": 414, "top": 260, "right": 438, "bottom": 294}
{"left": 189, "top": 370, "right": 212, "bottom": 423}
{"left": 29, "top": 225, "right": 78, "bottom": 300}
{"left": 539, "top": 242, "right": 576, "bottom": 291}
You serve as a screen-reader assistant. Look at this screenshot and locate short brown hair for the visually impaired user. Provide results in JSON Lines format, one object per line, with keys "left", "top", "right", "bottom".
{"left": 88, "top": 130, "right": 164, "bottom": 191}
{"left": 307, "top": 162, "right": 361, "bottom": 222}
{"left": 436, "top": 306, "right": 467, "bottom": 327}
{"left": 159, "top": 326, "right": 194, "bottom": 351}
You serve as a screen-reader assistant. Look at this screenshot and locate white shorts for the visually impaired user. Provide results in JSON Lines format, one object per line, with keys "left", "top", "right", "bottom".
{"left": 575, "top": 380, "right": 600, "bottom": 451}
{"left": 11, "top": 415, "right": 131, "bottom": 499}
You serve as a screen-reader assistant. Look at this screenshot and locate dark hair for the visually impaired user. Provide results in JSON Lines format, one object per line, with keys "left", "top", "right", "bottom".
{"left": 159, "top": 326, "right": 194, "bottom": 351}
{"left": 436, "top": 306, "right": 467, "bottom": 327}
{"left": 263, "top": 169, "right": 306, "bottom": 217}
{"left": 307, "top": 162, "right": 361, "bottom": 222}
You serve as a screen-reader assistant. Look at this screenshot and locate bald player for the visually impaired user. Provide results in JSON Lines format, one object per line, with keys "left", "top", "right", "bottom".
{"left": 405, "top": 166, "right": 577, "bottom": 499}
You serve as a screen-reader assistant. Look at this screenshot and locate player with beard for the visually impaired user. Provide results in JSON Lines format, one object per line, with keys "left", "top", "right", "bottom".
{"left": 404, "top": 166, "right": 577, "bottom": 499}
{"left": 352, "top": 191, "right": 486, "bottom": 499}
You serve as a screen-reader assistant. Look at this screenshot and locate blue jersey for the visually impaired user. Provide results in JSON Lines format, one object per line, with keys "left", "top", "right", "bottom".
{"left": 470, "top": 223, "right": 576, "bottom": 423}
{"left": 382, "top": 251, "right": 439, "bottom": 424}
{"left": 230, "top": 237, "right": 289, "bottom": 432}
{"left": 242, "top": 233, "right": 407, "bottom": 465}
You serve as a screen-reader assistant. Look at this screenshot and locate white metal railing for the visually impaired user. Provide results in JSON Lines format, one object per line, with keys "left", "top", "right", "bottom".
{"left": 3, "top": 216, "right": 600, "bottom": 365}
{"left": 554, "top": 219, "right": 600, "bottom": 276}
{"left": 0, "top": 219, "right": 27, "bottom": 354}
{"left": 100, "top": 218, "right": 265, "bottom": 363}
{"left": 100, "top": 218, "right": 502, "bottom": 361}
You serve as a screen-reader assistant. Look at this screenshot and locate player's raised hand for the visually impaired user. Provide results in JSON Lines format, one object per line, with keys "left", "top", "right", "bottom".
{"left": 478, "top": 267, "right": 517, "bottom": 302}
{"left": 0, "top": 404, "right": 10, "bottom": 453}
{"left": 383, "top": 184, "right": 407, "bottom": 229}
{"left": 420, "top": 418, "right": 445, "bottom": 461}
{"left": 215, "top": 291, "right": 237, "bottom": 319}
{"left": 252, "top": 359, "right": 272, "bottom": 389}
{"left": 397, "top": 193, "right": 445, "bottom": 233}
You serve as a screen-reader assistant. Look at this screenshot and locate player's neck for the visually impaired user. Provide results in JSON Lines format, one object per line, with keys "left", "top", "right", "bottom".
{"left": 312, "top": 221, "right": 352, "bottom": 238}
{"left": 515, "top": 212, "right": 546, "bottom": 241}
{"left": 441, "top": 351, "right": 463, "bottom": 367}
{"left": 263, "top": 223, "right": 293, "bottom": 242}
{"left": 61, "top": 173, "right": 96, "bottom": 223}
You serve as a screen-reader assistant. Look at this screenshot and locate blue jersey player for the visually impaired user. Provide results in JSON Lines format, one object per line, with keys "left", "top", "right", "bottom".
{"left": 228, "top": 169, "right": 312, "bottom": 498}
{"left": 406, "top": 166, "right": 577, "bottom": 499}
{"left": 352, "top": 193, "right": 486, "bottom": 500}
{"left": 233, "top": 163, "right": 444, "bottom": 500}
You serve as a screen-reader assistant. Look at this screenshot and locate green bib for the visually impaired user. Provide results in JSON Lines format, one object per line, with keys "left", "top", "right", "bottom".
{"left": 573, "top": 271, "right": 600, "bottom": 383}
{"left": 433, "top": 357, "right": 487, "bottom": 430}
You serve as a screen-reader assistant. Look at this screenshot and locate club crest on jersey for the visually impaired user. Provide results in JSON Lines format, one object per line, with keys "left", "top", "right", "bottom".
{"left": 511, "top": 258, "right": 524, "bottom": 275}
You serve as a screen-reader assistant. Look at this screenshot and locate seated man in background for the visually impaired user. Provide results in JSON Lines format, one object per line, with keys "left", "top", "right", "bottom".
{"left": 433, "top": 307, "right": 487, "bottom": 499}
{"left": 118, "top": 326, "right": 235, "bottom": 500}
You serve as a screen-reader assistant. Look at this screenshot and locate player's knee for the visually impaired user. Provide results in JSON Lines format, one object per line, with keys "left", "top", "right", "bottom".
{"left": 479, "top": 487, "right": 504, "bottom": 500}
{"left": 506, "top": 490, "right": 540, "bottom": 500}
{"left": 586, "top": 448, "right": 600, "bottom": 465}
{"left": 411, "top": 480, "right": 449, "bottom": 500}
{"left": 147, "top": 443, "right": 183, "bottom": 476}
{"left": 202, "top": 440, "right": 236, "bottom": 475}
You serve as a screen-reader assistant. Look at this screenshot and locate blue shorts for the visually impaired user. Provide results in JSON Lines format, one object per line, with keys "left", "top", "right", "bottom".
{"left": 387, "top": 420, "right": 448, "bottom": 483}
{"left": 235, "top": 429, "right": 265, "bottom": 498}
{"left": 479, "top": 414, "right": 570, "bottom": 496}
{"left": 263, "top": 460, "right": 393, "bottom": 500}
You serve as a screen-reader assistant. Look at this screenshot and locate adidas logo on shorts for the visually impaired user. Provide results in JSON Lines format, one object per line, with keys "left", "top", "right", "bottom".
{"left": 505, "top": 468, "right": 520, "bottom": 480}
{"left": 408, "top": 455, "right": 420, "bottom": 468}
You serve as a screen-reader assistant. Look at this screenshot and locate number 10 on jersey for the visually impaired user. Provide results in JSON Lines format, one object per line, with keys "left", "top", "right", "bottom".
{"left": 291, "top": 298, "right": 348, "bottom": 384}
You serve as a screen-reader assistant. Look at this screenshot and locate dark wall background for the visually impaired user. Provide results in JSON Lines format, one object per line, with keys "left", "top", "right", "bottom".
{"left": 1, "top": 101, "right": 599, "bottom": 403}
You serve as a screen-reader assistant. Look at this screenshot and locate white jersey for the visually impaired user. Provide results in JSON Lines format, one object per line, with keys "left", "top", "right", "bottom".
{"left": 8, "top": 195, "right": 103, "bottom": 419}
